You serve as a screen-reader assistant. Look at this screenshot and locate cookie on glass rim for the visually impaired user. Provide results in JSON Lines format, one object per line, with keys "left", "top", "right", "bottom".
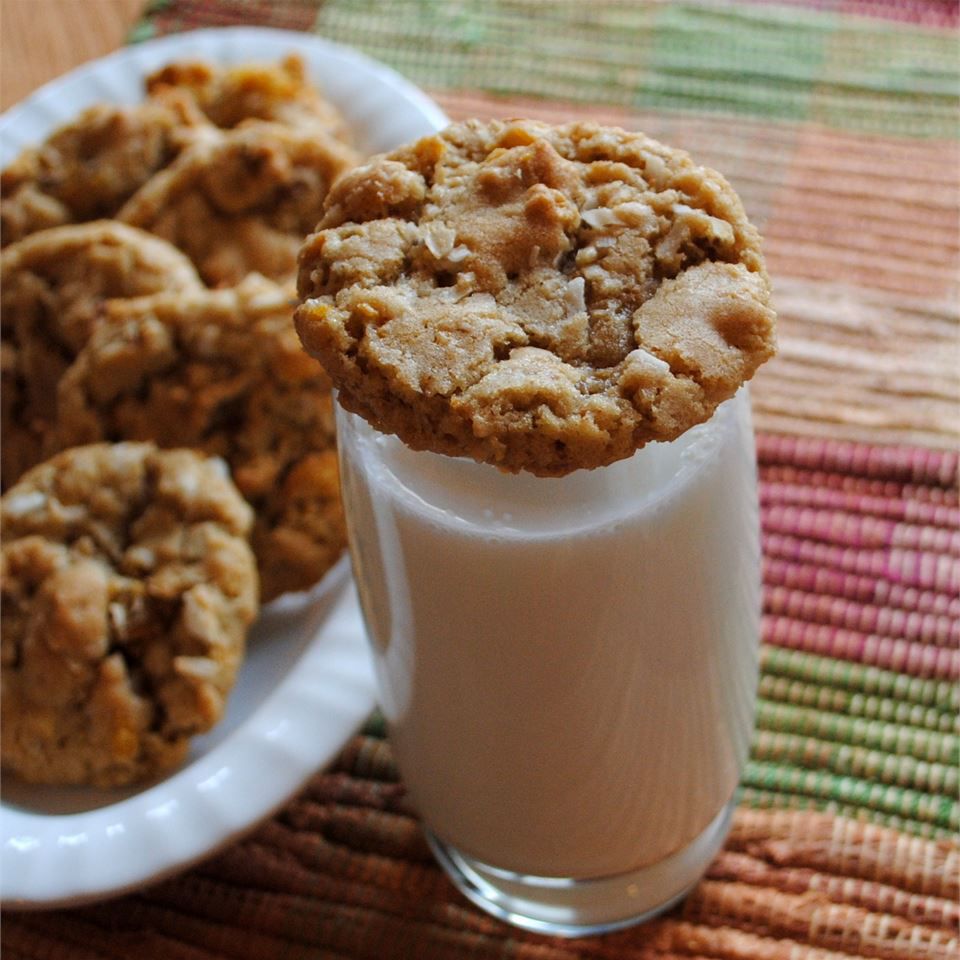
{"left": 296, "top": 118, "right": 776, "bottom": 478}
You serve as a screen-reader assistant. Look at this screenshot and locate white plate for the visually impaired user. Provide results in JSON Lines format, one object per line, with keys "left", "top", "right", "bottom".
{"left": 0, "top": 25, "right": 448, "bottom": 164}
{"left": 0, "top": 26, "right": 448, "bottom": 910}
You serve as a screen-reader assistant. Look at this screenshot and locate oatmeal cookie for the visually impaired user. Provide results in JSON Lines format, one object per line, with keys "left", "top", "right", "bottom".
{"left": 118, "top": 122, "right": 357, "bottom": 286}
{"left": 55, "top": 274, "right": 346, "bottom": 601}
{"left": 296, "top": 119, "right": 776, "bottom": 477}
{"left": 146, "top": 54, "right": 351, "bottom": 142}
{"left": 1, "top": 95, "right": 204, "bottom": 246}
{"left": 1, "top": 443, "right": 257, "bottom": 786}
{"left": 1, "top": 222, "right": 202, "bottom": 490}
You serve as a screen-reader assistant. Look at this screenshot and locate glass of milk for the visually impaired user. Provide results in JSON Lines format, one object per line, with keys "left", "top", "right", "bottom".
{"left": 336, "top": 387, "right": 761, "bottom": 936}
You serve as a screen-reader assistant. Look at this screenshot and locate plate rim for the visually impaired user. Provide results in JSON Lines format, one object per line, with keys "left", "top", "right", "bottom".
{"left": 0, "top": 24, "right": 449, "bottom": 910}
{"left": 0, "top": 24, "right": 449, "bottom": 151}
{"left": 2, "top": 558, "right": 367, "bottom": 912}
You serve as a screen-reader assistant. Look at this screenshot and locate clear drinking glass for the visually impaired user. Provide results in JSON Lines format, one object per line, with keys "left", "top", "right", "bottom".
{"left": 336, "top": 387, "right": 761, "bottom": 936}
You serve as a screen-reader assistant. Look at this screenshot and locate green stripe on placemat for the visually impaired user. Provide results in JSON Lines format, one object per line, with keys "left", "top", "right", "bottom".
{"left": 134, "top": 1, "right": 960, "bottom": 138}
{"left": 738, "top": 787, "right": 955, "bottom": 840}
{"left": 761, "top": 647, "right": 959, "bottom": 713}
{"left": 749, "top": 653, "right": 960, "bottom": 838}
{"left": 751, "top": 730, "right": 959, "bottom": 796}
{"left": 754, "top": 699, "right": 958, "bottom": 765}
{"left": 309, "top": 0, "right": 958, "bottom": 137}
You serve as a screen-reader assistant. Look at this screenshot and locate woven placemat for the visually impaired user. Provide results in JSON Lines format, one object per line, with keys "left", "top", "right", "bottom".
{"left": 4, "top": 1, "right": 958, "bottom": 957}
{"left": 5, "top": 430, "right": 957, "bottom": 957}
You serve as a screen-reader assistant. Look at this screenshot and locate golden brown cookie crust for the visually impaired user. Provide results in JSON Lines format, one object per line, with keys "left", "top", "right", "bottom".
{"left": 296, "top": 119, "right": 776, "bottom": 477}
{"left": 54, "top": 274, "right": 346, "bottom": 601}
{"left": 145, "top": 54, "right": 351, "bottom": 142}
{"left": 1, "top": 56, "right": 353, "bottom": 250}
{"left": 118, "top": 122, "right": 358, "bottom": 286}
{"left": 0, "top": 221, "right": 203, "bottom": 490}
{"left": 1, "top": 443, "right": 258, "bottom": 787}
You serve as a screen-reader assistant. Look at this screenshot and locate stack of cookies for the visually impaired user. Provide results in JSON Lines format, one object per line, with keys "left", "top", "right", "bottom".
{"left": 1, "top": 57, "right": 356, "bottom": 787}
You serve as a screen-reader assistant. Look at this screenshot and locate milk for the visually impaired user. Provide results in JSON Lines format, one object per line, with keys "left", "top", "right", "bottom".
{"left": 337, "top": 389, "right": 760, "bottom": 882}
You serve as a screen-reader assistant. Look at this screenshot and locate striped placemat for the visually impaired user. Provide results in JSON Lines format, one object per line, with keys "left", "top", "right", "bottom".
{"left": 750, "top": 436, "right": 958, "bottom": 843}
{"left": 8, "top": 434, "right": 956, "bottom": 957}
{"left": 4, "top": 1, "right": 957, "bottom": 957}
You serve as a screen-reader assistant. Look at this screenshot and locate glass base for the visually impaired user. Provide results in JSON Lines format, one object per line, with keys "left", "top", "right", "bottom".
{"left": 426, "top": 800, "right": 734, "bottom": 938}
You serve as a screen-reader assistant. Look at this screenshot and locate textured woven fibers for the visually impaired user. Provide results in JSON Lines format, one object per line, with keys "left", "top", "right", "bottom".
{"left": 4, "top": 435, "right": 957, "bottom": 957}
{"left": 4, "top": 749, "right": 959, "bottom": 958}
{"left": 745, "top": 437, "right": 959, "bottom": 844}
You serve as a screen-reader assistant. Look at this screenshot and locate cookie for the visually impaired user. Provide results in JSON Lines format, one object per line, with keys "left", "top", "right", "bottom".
{"left": 146, "top": 54, "right": 351, "bottom": 142}
{"left": 55, "top": 274, "right": 346, "bottom": 602}
{"left": 1, "top": 443, "right": 258, "bottom": 787}
{"left": 118, "top": 122, "right": 357, "bottom": 286}
{"left": 1, "top": 95, "right": 204, "bottom": 246}
{"left": 1, "top": 221, "right": 203, "bottom": 490}
{"left": 295, "top": 119, "right": 776, "bottom": 477}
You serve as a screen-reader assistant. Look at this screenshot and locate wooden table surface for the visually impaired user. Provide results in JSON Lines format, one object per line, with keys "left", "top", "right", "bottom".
{"left": 1, "top": 0, "right": 142, "bottom": 111}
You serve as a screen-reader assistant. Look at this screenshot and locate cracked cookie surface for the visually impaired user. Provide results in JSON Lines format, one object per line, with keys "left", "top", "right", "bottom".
{"left": 119, "top": 122, "right": 357, "bottom": 286}
{"left": 1, "top": 443, "right": 257, "bottom": 786}
{"left": 1, "top": 221, "right": 203, "bottom": 490}
{"left": 146, "top": 54, "right": 351, "bottom": 142}
{"left": 296, "top": 119, "right": 776, "bottom": 476}
{"left": 55, "top": 274, "right": 346, "bottom": 602}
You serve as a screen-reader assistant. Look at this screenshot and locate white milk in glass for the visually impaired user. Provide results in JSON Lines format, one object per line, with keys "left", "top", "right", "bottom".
{"left": 336, "top": 388, "right": 760, "bottom": 933}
